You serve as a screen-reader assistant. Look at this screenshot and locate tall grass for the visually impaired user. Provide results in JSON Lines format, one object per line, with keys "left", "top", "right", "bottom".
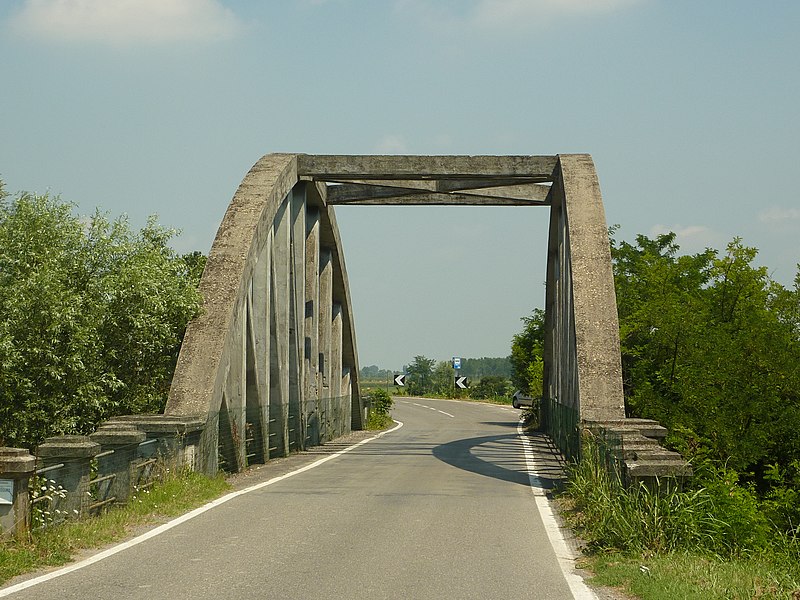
{"left": 563, "top": 432, "right": 800, "bottom": 597}
{"left": 0, "top": 470, "right": 229, "bottom": 585}
{"left": 566, "top": 432, "right": 799, "bottom": 558}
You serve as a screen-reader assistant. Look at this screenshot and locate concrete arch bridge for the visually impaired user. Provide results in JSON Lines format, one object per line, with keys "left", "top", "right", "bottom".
{"left": 165, "top": 153, "right": 687, "bottom": 482}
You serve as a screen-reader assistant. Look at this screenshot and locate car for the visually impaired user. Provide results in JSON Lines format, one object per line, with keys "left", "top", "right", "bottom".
{"left": 512, "top": 390, "right": 534, "bottom": 409}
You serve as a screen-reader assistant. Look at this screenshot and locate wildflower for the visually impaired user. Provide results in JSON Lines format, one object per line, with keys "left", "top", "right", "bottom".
{"left": 72, "top": 509, "right": 79, "bottom": 515}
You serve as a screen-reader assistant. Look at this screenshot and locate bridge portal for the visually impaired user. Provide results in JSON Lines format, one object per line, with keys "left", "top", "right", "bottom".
{"left": 165, "top": 154, "right": 626, "bottom": 473}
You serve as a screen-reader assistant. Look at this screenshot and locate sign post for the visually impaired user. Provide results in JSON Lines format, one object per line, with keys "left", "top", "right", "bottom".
{"left": 452, "top": 357, "right": 461, "bottom": 394}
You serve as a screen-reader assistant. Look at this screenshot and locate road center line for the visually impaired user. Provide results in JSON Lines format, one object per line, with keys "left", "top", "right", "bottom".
{"left": 399, "top": 400, "right": 454, "bottom": 418}
{"left": 0, "top": 421, "right": 405, "bottom": 598}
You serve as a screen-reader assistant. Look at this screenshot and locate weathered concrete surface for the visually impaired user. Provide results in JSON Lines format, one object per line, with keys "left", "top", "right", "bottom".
{"left": 297, "top": 154, "right": 558, "bottom": 179}
{"left": 166, "top": 154, "right": 298, "bottom": 419}
{"left": 165, "top": 154, "right": 363, "bottom": 474}
{"left": 0, "top": 448, "right": 36, "bottom": 538}
{"left": 545, "top": 154, "right": 626, "bottom": 422}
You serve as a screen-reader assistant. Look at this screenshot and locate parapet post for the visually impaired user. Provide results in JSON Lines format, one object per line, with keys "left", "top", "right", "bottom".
{"left": 36, "top": 436, "right": 101, "bottom": 518}
{"left": 105, "top": 415, "right": 205, "bottom": 472}
{"left": 0, "top": 447, "right": 36, "bottom": 539}
{"left": 89, "top": 424, "right": 147, "bottom": 504}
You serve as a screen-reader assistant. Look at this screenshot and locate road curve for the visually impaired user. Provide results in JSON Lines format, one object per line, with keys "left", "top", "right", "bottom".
{"left": 2, "top": 398, "right": 596, "bottom": 599}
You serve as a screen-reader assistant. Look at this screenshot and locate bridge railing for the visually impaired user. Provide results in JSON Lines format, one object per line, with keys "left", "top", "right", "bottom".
{"left": 210, "top": 394, "right": 355, "bottom": 472}
{"left": 540, "top": 397, "right": 580, "bottom": 463}
{"left": 0, "top": 432, "right": 163, "bottom": 538}
{"left": 0, "top": 392, "right": 360, "bottom": 539}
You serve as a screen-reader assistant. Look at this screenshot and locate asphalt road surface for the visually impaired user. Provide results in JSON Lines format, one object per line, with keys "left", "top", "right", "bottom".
{"left": 3, "top": 398, "right": 597, "bottom": 599}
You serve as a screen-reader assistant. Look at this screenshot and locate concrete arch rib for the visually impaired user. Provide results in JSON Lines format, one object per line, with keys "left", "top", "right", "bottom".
{"left": 165, "top": 154, "right": 362, "bottom": 474}
{"left": 544, "top": 154, "right": 625, "bottom": 428}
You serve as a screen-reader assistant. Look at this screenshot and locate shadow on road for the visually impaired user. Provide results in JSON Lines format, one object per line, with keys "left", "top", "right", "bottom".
{"left": 432, "top": 430, "right": 567, "bottom": 491}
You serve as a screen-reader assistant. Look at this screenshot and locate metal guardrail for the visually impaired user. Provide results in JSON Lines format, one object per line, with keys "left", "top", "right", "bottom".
{"left": 541, "top": 396, "right": 580, "bottom": 463}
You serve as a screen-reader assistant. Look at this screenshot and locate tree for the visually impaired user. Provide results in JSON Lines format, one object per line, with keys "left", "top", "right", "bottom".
{"left": 510, "top": 309, "right": 545, "bottom": 396}
{"left": 610, "top": 232, "right": 800, "bottom": 482}
{"left": 470, "top": 375, "right": 513, "bottom": 400}
{"left": 430, "top": 361, "right": 451, "bottom": 396}
{"left": 0, "top": 185, "right": 203, "bottom": 448}
{"left": 405, "top": 355, "right": 435, "bottom": 396}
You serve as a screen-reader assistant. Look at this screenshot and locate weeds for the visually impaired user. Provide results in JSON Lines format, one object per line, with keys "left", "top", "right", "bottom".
{"left": 366, "top": 388, "right": 394, "bottom": 430}
{"left": 565, "top": 433, "right": 800, "bottom": 598}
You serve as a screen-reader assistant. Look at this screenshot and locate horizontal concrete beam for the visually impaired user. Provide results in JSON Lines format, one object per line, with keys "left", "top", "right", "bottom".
{"left": 297, "top": 154, "right": 558, "bottom": 180}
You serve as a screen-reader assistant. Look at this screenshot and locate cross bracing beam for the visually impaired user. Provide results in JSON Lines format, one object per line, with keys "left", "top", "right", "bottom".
{"left": 326, "top": 182, "right": 552, "bottom": 206}
{"left": 320, "top": 177, "right": 549, "bottom": 191}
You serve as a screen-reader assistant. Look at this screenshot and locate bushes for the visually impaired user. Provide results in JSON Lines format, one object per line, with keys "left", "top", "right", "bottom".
{"left": 469, "top": 375, "right": 513, "bottom": 400}
{"left": 366, "top": 388, "right": 394, "bottom": 429}
{"left": 0, "top": 184, "right": 203, "bottom": 448}
{"left": 566, "top": 434, "right": 793, "bottom": 559}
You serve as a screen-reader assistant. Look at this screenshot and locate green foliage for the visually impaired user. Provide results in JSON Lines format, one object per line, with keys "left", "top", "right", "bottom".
{"left": 470, "top": 375, "right": 513, "bottom": 400}
{"left": 611, "top": 231, "right": 800, "bottom": 491}
{"left": 566, "top": 435, "right": 779, "bottom": 558}
{"left": 510, "top": 309, "right": 545, "bottom": 396}
{"left": 586, "top": 551, "right": 800, "bottom": 600}
{"left": 458, "top": 356, "right": 511, "bottom": 378}
{"left": 360, "top": 364, "right": 394, "bottom": 381}
{"left": 366, "top": 388, "right": 394, "bottom": 429}
{"left": 0, "top": 185, "right": 203, "bottom": 448}
{"left": 404, "top": 355, "right": 435, "bottom": 396}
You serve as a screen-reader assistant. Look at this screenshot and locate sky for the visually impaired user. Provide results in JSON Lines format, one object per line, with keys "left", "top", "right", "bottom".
{"left": 1, "top": 0, "right": 798, "bottom": 371}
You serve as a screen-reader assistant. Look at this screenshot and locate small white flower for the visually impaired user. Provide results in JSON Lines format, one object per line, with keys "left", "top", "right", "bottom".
{"left": 73, "top": 509, "right": 79, "bottom": 515}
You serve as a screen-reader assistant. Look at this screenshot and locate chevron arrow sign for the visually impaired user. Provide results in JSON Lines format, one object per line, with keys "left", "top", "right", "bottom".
{"left": 394, "top": 374, "right": 406, "bottom": 386}
{"left": 455, "top": 376, "right": 468, "bottom": 389}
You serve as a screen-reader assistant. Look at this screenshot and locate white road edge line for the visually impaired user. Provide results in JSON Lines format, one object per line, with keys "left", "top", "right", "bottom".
{"left": 518, "top": 421, "right": 598, "bottom": 600}
{"left": 0, "top": 420, "right": 405, "bottom": 598}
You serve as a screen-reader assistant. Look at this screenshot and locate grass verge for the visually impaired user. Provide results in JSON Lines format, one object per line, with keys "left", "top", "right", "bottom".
{"left": 0, "top": 470, "right": 230, "bottom": 586}
{"left": 560, "top": 432, "right": 800, "bottom": 599}
{"left": 582, "top": 550, "right": 800, "bottom": 599}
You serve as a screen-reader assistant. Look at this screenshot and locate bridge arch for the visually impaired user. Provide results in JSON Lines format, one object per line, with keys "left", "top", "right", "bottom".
{"left": 166, "top": 153, "right": 625, "bottom": 473}
{"left": 165, "top": 154, "right": 361, "bottom": 474}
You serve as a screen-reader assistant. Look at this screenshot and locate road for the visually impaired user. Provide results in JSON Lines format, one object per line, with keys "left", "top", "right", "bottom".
{"left": 2, "top": 398, "right": 596, "bottom": 599}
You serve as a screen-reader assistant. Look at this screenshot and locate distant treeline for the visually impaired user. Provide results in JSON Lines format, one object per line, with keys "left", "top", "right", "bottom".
{"left": 360, "top": 356, "right": 511, "bottom": 380}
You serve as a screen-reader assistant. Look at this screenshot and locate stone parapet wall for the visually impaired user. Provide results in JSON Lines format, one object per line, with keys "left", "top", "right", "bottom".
{"left": 585, "top": 418, "right": 693, "bottom": 488}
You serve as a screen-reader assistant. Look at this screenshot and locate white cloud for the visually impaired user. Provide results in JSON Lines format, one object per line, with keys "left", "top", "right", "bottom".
{"left": 758, "top": 206, "right": 800, "bottom": 224}
{"left": 649, "top": 223, "right": 726, "bottom": 253}
{"left": 395, "top": 0, "right": 644, "bottom": 33}
{"left": 8, "top": 0, "right": 242, "bottom": 46}
{"left": 374, "top": 134, "right": 409, "bottom": 154}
